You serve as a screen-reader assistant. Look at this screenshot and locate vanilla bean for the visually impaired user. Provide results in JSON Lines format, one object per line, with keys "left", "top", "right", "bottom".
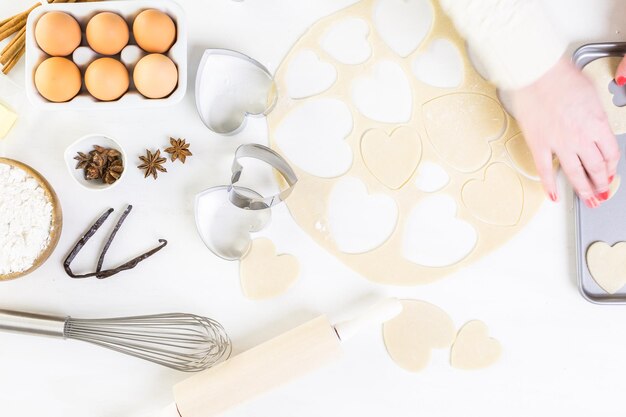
{"left": 64, "top": 205, "right": 167, "bottom": 279}
{"left": 94, "top": 240, "right": 167, "bottom": 279}
{"left": 96, "top": 204, "right": 132, "bottom": 273}
{"left": 64, "top": 208, "right": 114, "bottom": 278}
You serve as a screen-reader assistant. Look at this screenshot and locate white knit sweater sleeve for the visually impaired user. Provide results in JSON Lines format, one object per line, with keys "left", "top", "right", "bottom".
{"left": 438, "top": 0, "right": 568, "bottom": 90}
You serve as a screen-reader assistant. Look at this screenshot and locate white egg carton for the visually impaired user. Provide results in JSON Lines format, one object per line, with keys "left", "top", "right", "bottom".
{"left": 24, "top": 0, "right": 187, "bottom": 110}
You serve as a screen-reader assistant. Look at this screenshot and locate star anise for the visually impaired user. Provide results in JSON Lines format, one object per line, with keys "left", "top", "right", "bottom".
{"left": 75, "top": 145, "right": 125, "bottom": 184}
{"left": 103, "top": 159, "right": 124, "bottom": 184}
{"left": 74, "top": 152, "right": 91, "bottom": 169}
{"left": 164, "top": 137, "right": 192, "bottom": 163}
{"left": 85, "top": 163, "right": 102, "bottom": 180}
{"left": 138, "top": 149, "right": 167, "bottom": 180}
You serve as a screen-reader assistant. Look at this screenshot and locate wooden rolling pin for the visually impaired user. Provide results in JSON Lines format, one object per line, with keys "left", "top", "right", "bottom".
{"left": 152, "top": 298, "right": 402, "bottom": 417}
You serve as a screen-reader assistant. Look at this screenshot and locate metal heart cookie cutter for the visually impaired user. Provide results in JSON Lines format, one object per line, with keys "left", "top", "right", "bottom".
{"left": 195, "top": 49, "right": 277, "bottom": 135}
{"left": 194, "top": 144, "right": 297, "bottom": 260}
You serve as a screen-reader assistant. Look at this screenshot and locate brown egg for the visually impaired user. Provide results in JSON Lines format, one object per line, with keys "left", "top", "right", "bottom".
{"left": 85, "top": 58, "right": 129, "bottom": 101}
{"left": 35, "top": 11, "right": 81, "bottom": 56}
{"left": 34, "top": 57, "right": 82, "bottom": 103}
{"left": 133, "top": 54, "right": 178, "bottom": 99}
{"left": 133, "top": 9, "right": 176, "bottom": 53}
{"left": 86, "top": 12, "right": 129, "bottom": 55}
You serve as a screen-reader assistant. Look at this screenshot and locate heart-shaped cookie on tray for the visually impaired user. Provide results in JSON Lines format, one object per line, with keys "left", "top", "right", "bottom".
{"left": 586, "top": 241, "right": 626, "bottom": 294}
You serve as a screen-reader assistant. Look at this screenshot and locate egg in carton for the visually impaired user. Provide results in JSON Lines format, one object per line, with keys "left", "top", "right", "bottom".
{"left": 24, "top": 0, "right": 187, "bottom": 110}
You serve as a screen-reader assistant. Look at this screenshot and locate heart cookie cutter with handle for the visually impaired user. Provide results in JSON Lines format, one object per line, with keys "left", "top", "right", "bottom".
{"left": 194, "top": 144, "right": 298, "bottom": 261}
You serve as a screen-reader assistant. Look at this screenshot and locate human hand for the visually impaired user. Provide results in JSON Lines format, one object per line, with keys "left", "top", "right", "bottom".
{"left": 511, "top": 57, "right": 620, "bottom": 208}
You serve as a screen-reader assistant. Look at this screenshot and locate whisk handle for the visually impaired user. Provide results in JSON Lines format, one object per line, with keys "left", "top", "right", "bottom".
{"left": 0, "top": 310, "right": 66, "bottom": 338}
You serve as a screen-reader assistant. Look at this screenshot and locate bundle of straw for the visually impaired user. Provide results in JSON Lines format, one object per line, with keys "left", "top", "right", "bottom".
{"left": 0, "top": 0, "right": 102, "bottom": 74}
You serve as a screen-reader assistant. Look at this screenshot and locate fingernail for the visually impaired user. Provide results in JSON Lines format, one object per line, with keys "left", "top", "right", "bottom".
{"left": 609, "top": 175, "right": 615, "bottom": 183}
{"left": 617, "top": 76, "right": 626, "bottom": 86}
{"left": 584, "top": 197, "right": 599, "bottom": 208}
{"left": 597, "top": 191, "right": 609, "bottom": 201}
{"left": 549, "top": 192, "right": 557, "bottom": 202}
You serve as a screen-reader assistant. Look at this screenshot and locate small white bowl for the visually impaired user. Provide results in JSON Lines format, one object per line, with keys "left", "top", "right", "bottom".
{"left": 64, "top": 134, "right": 127, "bottom": 191}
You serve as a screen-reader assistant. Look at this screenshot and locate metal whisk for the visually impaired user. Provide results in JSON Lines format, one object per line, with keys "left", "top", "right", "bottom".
{"left": 0, "top": 310, "right": 232, "bottom": 372}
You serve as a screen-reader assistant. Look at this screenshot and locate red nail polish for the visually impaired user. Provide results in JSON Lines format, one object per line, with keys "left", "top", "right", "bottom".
{"left": 617, "top": 76, "right": 626, "bottom": 86}
{"left": 549, "top": 192, "right": 557, "bottom": 202}
{"left": 598, "top": 191, "right": 609, "bottom": 201}
{"left": 585, "top": 198, "right": 599, "bottom": 208}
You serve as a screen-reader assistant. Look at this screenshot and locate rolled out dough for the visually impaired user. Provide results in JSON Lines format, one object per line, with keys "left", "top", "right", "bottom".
{"left": 267, "top": 0, "right": 545, "bottom": 285}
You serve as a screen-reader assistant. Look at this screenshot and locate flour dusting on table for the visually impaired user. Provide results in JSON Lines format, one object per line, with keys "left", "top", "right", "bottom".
{"left": 0, "top": 163, "right": 53, "bottom": 274}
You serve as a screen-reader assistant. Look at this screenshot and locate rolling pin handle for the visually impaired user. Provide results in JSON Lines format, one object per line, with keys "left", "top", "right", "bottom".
{"left": 333, "top": 298, "right": 403, "bottom": 342}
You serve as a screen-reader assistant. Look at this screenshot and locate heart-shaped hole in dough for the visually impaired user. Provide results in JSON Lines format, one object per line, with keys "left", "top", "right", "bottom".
{"left": 373, "top": 0, "right": 433, "bottom": 57}
{"left": 412, "top": 38, "right": 464, "bottom": 88}
{"left": 414, "top": 160, "right": 450, "bottom": 193}
{"left": 240, "top": 238, "right": 299, "bottom": 300}
{"left": 275, "top": 98, "right": 353, "bottom": 178}
{"left": 286, "top": 50, "right": 337, "bottom": 99}
{"left": 450, "top": 320, "right": 501, "bottom": 370}
{"left": 352, "top": 60, "right": 413, "bottom": 123}
{"left": 383, "top": 299, "right": 455, "bottom": 372}
{"left": 321, "top": 17, "right": 372, "bottom": 65}
{"left": 403, "top": 195, "right": 477, "bottom": 267}
{"left": 328, "top": 177, "right": 398, "bottom": 254}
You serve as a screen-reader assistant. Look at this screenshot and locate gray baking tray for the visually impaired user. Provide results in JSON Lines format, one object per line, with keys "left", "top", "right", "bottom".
{"left": 573, "top": 42, "right": 626, "bottom": 303}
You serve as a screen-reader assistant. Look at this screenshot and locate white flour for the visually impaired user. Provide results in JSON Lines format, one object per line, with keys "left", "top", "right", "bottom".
{"left": 0, "top": 163, "right": 53, "bottom": 274}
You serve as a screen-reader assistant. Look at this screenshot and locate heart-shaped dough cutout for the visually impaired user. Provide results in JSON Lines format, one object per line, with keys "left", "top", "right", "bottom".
{"left": 361, "top": 126, "right": 422, "bottom": 189}
{"left": 587, "top": 241, "right": 626, "bottom": 294}
{"left": 373, "top": 0, "right": 433, "bottom": 57}
{"left": 321, "top": 17, "right": 371, "bottom": 65}
{"left": 195, "top": 49, "right": 275, "bottom": 134}
{"left": 285, "top": 50, "right": 337, "bottom": 99}
{"left": 423, "top": 93, "right": 506, "bottom": 172}
{"left": 276, "top": 98, "right": 353, "bottom": 178}
{"left": 383, "top": 299, "right": 455, "bottom": 372}
{"left": 404, "top": 195, "right": 477, "bottom": 267}
{"left": 352, "top": 60, "right": 412, "bottom": 123}
{"left": 462, "top": 163, "right": 524, "bottom": 226}
{"left": 414, "top": 160, "right": 450, "bottom": 193}
{"left": 450, "top": 320, "right": 501, "bottom": 370}
{"left": 328, "top": 177, "right": 398, "bottom": 254}
{"left": 582, "top": 57, "right": 626, "bottom": 135}
{"left": 240, "top": 238, "right": 299, "bottom": 300}
{"left": 412, "top": 39, "right": 464, "bottom": 88}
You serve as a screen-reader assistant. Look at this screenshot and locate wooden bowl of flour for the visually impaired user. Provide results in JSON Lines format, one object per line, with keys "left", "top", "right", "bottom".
{"left": 0, "top": 158, "right": 63, "bottom": 281}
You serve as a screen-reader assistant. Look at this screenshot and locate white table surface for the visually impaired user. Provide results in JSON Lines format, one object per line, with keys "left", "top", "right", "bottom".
{"left": 1, "top": 1, "right": 626, "bottom": 416}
